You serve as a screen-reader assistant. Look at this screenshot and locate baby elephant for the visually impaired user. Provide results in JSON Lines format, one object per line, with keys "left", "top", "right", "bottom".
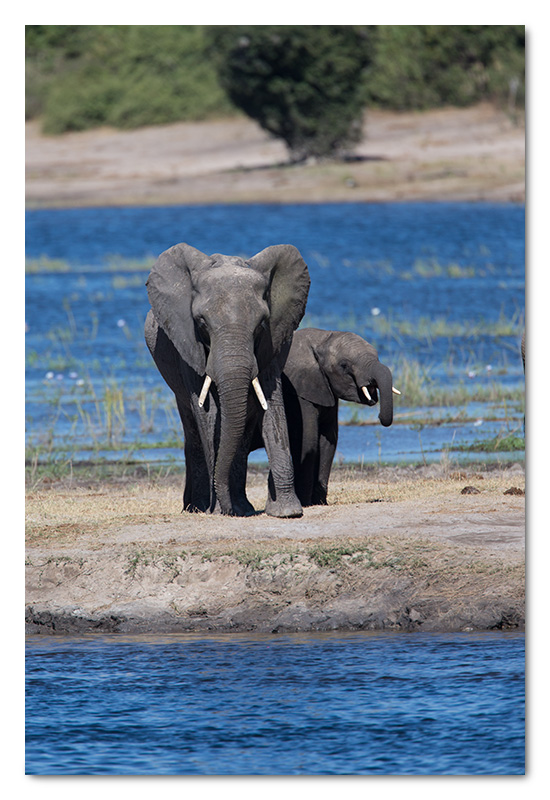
{"left": 282, "top": 328, "right": 398, "bottom": 506}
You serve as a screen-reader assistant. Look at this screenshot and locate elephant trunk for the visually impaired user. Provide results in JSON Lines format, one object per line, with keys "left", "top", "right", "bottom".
{"left": 208, "top": 340, "right": 257, "bottom": 515}
{"left": 371, "top": 361, "right": 394, "bottom": 427}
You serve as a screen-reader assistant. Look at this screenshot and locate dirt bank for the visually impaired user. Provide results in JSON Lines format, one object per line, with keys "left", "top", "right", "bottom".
{"left": 25, "top": 462, "right": 525, "bottom": 635}
{"left": 25, "top": 103, "right": 525, "bottom": 208}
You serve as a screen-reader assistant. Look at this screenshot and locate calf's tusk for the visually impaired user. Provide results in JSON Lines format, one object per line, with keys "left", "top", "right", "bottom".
{"left": 198, "top": 375, "right": 212, "bottom": 407}
{"left": 361, "top": 386, "right": 372, "bottom": 402}
{"left": 252, "top": 377, "right": 268, "bottom": 410}
{"left": 392, "top": 386, "right": 401, "bottom": 395}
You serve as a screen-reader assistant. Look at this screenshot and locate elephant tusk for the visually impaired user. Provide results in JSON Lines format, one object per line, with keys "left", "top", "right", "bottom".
{"left": 362, "top": 386, "right": 372, "bottom": 402}
{"left": 198, "top": 375, "right": 212, "bottom": 408}
{"left": 392, "top": 386, "right": 401, "bottom": 395}
{"left": 252, "top": 377, "right": 268, "bottom": 410}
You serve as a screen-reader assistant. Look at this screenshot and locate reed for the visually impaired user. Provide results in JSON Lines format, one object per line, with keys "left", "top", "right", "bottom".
{"left": 28, "top": 358, "right": 523, "bottom": 465}
{"left": 301, "top": 310, "right": 524, "bottom": 352}
{"left": 308, "top": 253, "right": 517, "bottom": 281}
{"left": 370, "top": 309, "right": 524, "bottom": 341}
{"left": 25, "top": 256, "right": 71, "bottom": 273}
{"left": 26, "top": 262, "right": 524, "bottom": 468}
{"left": 25, "top": 255, "right": 155, "bottom": 273}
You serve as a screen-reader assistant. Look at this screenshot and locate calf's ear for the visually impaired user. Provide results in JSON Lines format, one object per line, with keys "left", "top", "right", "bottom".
{"left": 283, "top": 332, "right": 336, "bottom": 407}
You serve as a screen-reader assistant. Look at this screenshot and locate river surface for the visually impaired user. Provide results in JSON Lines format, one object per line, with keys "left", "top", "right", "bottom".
{"left": 25, "top": 631, "right": 525, "bottom": 775}
{"left": 25, "top": 202, "right": 525, "bottom": 464}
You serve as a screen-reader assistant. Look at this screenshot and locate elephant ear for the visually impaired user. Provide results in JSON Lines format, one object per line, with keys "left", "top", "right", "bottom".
{"left": 247, "top": 244, "right": 310, "bottom": 360}
{"left": 284, "top": 329, "right": 336, "bottom": 407}
{"left": 146, "top": 242, "right": 212, "bottom": 374}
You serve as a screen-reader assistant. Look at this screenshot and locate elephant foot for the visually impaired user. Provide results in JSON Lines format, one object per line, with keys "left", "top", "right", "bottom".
{"left": 265, "top": 493, "right": 303, "bottom": 518}
{"left": 232, "top": 496, "right": 257, "bottom": 517}
{"left": 183, "top": 499, "right": 210, "bottom": 513}
{"left": 207, "top": 496, "right": 257, "bottom": 517}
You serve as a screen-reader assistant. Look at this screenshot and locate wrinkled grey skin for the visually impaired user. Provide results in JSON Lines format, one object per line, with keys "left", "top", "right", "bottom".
{"left": 144, "top": 242, "right": 310, "bottom": 517}
{"left": 279, "top": 328, "right": 395, "bottom": 506}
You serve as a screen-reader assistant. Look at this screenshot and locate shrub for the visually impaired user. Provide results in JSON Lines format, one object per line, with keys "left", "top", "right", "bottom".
{"left": 366, "top": 25, "right": 525, "bottom": 110}
{"left": 27, "top": 25, "right": 234, "bottom": 132}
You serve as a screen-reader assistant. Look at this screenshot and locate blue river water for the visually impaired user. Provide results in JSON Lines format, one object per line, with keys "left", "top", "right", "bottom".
{"left": 25, "top": 631, "right": 524, "bottom": 775}
{"left": 25, "top": 202, "right": 525, "bottom": 465}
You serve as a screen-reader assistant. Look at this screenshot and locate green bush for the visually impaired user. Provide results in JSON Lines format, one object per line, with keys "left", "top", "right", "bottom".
{"left": 208, "top": 25, "right": 373, "bottom": 161}
{"left": 26, "top": 25, "right": 234, "bottom": 132}
{"left": 366, "top": 25, "right": 525, "bottom": 110}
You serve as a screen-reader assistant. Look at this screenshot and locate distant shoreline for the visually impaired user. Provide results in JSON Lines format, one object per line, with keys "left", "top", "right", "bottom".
{"left": 25, "top": 104, "right": 525, "bottom": 209}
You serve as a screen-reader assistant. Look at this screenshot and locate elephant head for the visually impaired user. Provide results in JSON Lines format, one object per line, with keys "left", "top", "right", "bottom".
{"left": 285, "top": 328, "right": 398, "bottom": 426}
{"left": 146, "top": 242, "right": 310, "bottom": 514}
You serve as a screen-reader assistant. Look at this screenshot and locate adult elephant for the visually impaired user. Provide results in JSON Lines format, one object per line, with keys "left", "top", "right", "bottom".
{"left": 280, "top": 327, "right": 399, "bottom": 506}
{"left": 145, "top": 242, "right": 310, "bottom": 517}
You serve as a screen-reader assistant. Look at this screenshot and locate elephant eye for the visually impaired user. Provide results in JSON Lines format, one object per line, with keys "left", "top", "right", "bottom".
{"left": 256, "top": 318, "right": 268, "bottom": 335}
{"left": 195, "top": 317, "right": 210, "bottom": 344}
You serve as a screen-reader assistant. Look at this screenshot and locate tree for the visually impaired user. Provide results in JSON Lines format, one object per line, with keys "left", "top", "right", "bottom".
{"left": 209, "top": 26, "right": 373, "bottom": 162}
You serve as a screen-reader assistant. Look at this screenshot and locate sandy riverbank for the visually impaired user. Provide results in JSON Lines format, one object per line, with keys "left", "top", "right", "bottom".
{"left": 25, "top": 462, "right": 525, "bottom": 635}
{"left": 25, "top": 103, "right": 525, "bottom": 208}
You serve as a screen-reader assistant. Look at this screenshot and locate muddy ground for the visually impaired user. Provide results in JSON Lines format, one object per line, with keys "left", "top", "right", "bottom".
{"left": 25, "top": 463, "right": 525, "bottom": 635}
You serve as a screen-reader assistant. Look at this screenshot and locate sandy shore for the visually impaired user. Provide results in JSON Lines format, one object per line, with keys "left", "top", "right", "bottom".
{"left": 25, "top": 103, "right": 525, "bottom": 208}
{"left": 25, "top": 463, "right": 525, "bottom": 635}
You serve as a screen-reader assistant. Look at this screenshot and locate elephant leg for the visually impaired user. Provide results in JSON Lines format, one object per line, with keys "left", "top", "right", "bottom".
{"left": 228, "top": 413, "right": 257, "bottom": 516}
{"left": 262, "top": 376, "right": 303, "bottom": 518}
{"left": 175, "top": 395, "right": 211, "bottom": 513}
{"left": 146, "top": 313, "right": 212, "bottom": 512}
{"left": 288, "top": 397, "right": 322, "bottom": 507}
{"left": 312, "top": 405, "right": 339, "bottom": 505}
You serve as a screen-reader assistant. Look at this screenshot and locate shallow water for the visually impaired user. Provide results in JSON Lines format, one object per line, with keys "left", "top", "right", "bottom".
{"left": 25, "top": 202, "right": 525, "bottom": 465}
{"left": 25, "top": 631, "right": 525, "bottom": 775}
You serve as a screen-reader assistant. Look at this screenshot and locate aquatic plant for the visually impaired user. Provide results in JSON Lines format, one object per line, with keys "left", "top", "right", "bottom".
{"left": 25, "top": 256, "right": 71, "bottom": 273}
{"left": 458, "top": 432, "right": 525, "bottom": 453}
{"left": 25, "top": 255, "right": 155, "bottom": 274}
{"left": 301, "top": 308, "right": 524, "bottom": 349}
{"left": 370, "top": 309, "right": 524, "bottom": 341}
{"left": 111, "top": 274, "right": 146, "bottom": 289}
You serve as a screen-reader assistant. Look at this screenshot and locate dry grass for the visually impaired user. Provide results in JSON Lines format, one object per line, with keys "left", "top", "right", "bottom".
{"left": 329, "top": 467, "right": 525, "bottom": 506}
{"left": 25, "top": 463, "right": 525, "bottom": 545}
{"left": 25, "top": 483, "right": 180, "bottom": 544}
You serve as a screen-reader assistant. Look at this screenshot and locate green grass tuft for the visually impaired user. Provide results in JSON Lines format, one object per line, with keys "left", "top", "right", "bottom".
{"left": 459, "top": 433, "right": 525, "bottom": 453}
